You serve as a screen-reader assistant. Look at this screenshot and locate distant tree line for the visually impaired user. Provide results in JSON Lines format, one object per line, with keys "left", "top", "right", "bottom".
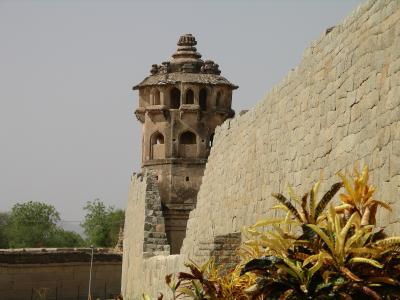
{"left": 0, "top": 199, "right": 124, "bottom": 249}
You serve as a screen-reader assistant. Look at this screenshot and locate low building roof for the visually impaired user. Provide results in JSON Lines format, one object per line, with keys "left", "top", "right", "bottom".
{"left": 0, "top": 248, "right": 122, "bottom": 264}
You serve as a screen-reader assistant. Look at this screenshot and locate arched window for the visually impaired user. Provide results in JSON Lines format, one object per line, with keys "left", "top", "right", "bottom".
{"left": 179, "top": 131, "right": 197, "bottom": 158}
{"left": 216, "top": 91, "right": 222, "bottom": 108}
{"left": 170, "top": 88, "right": 181, "bottom": 109}
{"left": 153, "top": 89, "right": 160, "bottom": 105}
{"left": 180, "top": 131, "right": 196, "bottom": 144}
{"left": 199, "top": 88, "right": 207, "bottom": 111}
{"left": 185, "top": 89, "right": 194, "bottom": 104}
{"left": 151, "top": 132, "right": 164, "bottom": 145}
{"left": 150, "top": 132, "right": 165, "bottom": 159}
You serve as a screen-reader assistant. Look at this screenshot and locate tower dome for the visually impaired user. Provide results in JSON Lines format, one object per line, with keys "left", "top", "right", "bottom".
{"left": 133, "top": 33, "right": 238, "bottom": 88}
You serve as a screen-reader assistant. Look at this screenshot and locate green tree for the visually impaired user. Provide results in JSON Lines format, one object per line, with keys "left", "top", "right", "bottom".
{"left": 5, "top": 201, "right": 84, "bottom": 248}
{"left": 6, "top": 201, "right": 60, "bottom": 248}
{"left": 82, "top": 199, "right": 125, "bottom": 247}
{"left": 0, "top": 212, "right": 9, "bottom": 248}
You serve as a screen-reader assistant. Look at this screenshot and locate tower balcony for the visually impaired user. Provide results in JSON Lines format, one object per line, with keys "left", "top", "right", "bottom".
{"left": 146, "top": 104, "right": 169, "bottom": 112}
{"left": 179, "top": 104, "right": 200, "bottom": 120}
{"left": 135, "top": 105, "right": 171, "bottom": 123}
{"left": 178, "top": 144, "right": 197, "bottom": 158}
{"left": 134, "top": 107, "right": 146, "bottom": 123}
{"left": 146, "top": 105, "right": 169, "bottom": 121}
{"left": 215, "top": 107, "right": 235, "bottom": 119}
{"left": 142, "top": 157, "right": 207, "bottom": 167}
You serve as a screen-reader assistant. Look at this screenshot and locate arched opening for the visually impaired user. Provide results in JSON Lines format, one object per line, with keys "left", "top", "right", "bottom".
{"left": 152, "top": 133, "right": 164, "bottom": 145}
{"left": 150, "top": 131, "right": 165, "bottom": 159}
{"left": 153, "top": 89, "right": 160, "bottom": 105}
{"left": 179, "top": 131, "right": 197, "bottom": 158}
{"left": 208, "top": 133, "right": 215, "bottom": 148}
{"left": 185, "top": 89, "right": 194, "bottom": 104}
{"left": 180, "top": 131, "right": 196, "bottom": 144}
{"left": 199, "top": 88, "right": 207, "bottom": 111}
{"left": 216, "top": 91, "right": 222, "bottom": 108}
{"left": 170, "top": 88, "right": 181, "bottom": 109}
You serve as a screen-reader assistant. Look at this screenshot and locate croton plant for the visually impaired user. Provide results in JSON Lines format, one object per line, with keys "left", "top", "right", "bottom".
{"left": 143, "top": 166, "right": 400, "bottom": 300}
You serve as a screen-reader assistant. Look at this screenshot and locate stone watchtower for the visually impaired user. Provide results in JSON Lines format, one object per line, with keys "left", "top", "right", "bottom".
{"left": 133, "top": 34, "right": 237, "bottom": 254}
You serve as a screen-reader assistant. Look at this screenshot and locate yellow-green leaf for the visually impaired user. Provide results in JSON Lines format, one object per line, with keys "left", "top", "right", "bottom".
{"left": 251, "top": 218, "right": 289, "bottom": 228}
{"left": 349, "top": 257, "right": 383, "bottom": 269}
{"left": 307, "top": 224, "right": 335, "bottom": 255}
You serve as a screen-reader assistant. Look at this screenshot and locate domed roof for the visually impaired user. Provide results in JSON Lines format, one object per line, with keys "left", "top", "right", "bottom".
{"left": 133, "top": 34, "right": 238, "bottom": 90}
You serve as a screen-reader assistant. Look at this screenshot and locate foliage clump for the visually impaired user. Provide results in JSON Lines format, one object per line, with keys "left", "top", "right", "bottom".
{"left": 82, "top": 198, "right": 125, "bottom": 247}
{"left": 156, "top": 166, "right": 400, "bottom": 300}
{"left": 0, "top": 199, "right": 124, "bottom": 248}
{"left": 2, "top": 201, "right": 84, "bottom": 248}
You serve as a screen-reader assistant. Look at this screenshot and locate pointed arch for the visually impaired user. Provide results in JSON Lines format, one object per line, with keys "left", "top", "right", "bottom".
{"left": 153, "top": 89, "right": 160, "bottom": 105}
{"left": 179, "top": 131, "right": 197, "bottom": 158}
{"left": 170, "top": 88, "right": 181, "bottom": 109}
{"left": 185, "top": 89, "right": 194, "bottom": 104}
{"left": 180, "top": 131, "right": 196, "bottom": 144}
{"left": 150, "top": 131, "right": 165, "bottom": 159}
{"left": 199, "top": 88, "right": 207, "bottom": 111}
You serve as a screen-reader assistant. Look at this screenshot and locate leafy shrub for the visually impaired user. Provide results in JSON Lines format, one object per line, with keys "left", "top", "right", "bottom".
{"left": 156, "top": 166, "right": 400, "bottom": 299}
{"left": 82, "top": 199, "right": 125, "bottom": 247}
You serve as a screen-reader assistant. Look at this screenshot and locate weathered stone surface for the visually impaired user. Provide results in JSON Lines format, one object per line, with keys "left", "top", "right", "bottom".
{"left": 122, "top": 1, "right": 400, "bottom": 299}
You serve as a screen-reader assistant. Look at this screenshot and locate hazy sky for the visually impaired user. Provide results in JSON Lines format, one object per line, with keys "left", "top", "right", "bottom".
{"left": 0, "top": 0, "right": 364, "bottom": 229}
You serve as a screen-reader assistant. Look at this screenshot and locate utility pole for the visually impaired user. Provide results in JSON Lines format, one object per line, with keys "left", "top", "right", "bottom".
{"left": 88, "top": 245, "right": 94, "bottom": 300}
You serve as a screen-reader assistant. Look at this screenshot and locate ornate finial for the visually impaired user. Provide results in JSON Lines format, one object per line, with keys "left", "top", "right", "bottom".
{"left": 177, "top": 33, "right": 197, "bottom": 47}
{"left": 150, "top": 64, "right": 159, "bottom": 75}
{"left": 171, "top": 34, "right": 202, "bottom": 68}
{"left": 146, "top": 34, "right": 225, "bottom": 75}
{"left": 150, "top": 61, "right": 171, "bottom": 75}
{"left": 159, "top": 61, "right": 171, "bottom": 74}
{"left": 200, "top": 60, "right": 221, "bottom": 75}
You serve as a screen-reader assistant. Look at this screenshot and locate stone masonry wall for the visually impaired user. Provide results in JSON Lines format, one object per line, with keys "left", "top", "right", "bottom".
{"left": 183, "top": 0, "right": 400, "bottom": 261}
{"left": 142, "top": 173, "right": 170, "bottom": 256}
{"left": 122, "top": 174, "right": 146, "bottom": 299}
{"left": 210, "top": 233, "right": 242, "bottom": 273}
{"left": 122, "top": 0, "right": 400, "bottom": 298}
{"left": 122, "top": 172, "right": 172, "bottom": 299}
